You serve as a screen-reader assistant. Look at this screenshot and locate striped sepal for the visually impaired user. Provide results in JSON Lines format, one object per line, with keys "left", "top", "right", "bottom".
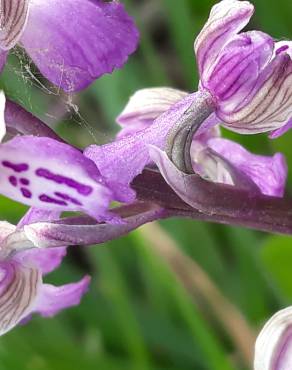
{"left": 220, "top": 54, "right": 292, "bottom": 133}
{"left": 0, "top": 0, "right": 29, "bottom": 50}
{"left": 0, "top": 262, "right": 41, "bottom": 336}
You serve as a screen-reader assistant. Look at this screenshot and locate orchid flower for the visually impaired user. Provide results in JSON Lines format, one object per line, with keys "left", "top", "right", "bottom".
{"left": 0, "top": 207, "right": 90, "bottom": 336}
{"left": 85, "top": 0, "right": 292, "bottom": 186}
{"left": 254, "top": 307, "right": 292, "bottom": 370}
{"left": 0, "top": 0, "right": 139, "bottom": 92}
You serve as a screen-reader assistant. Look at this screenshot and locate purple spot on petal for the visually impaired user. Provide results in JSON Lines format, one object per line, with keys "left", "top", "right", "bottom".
{"left": 36, "top": 168, "right": 93, "bottom": 195}
{"left": 21, "top": 188, "right": 32, "bottom": 198}
{"left": 276, "top": 45, "right": 289, "bottom": 55}
{"left": 2, "top": 161, "right": 29, "bottom": 173}
{"left": 54, "top": 192, "right": 82, "bottom": 206}
{"left": 20, "top": 178, "right": 30, "bottom": 186}
{"left": 39, "top": 194, "right": 68, "bottom": 206}
{"left": 9, "top": 176, "right": 17, "bottom": 187}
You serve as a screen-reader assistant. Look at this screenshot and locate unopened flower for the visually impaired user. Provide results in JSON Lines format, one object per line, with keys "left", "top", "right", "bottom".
{"left": 0, "top": 208, "right": 90, "bottom": 336}
{"left": 254, "top": 307, "right": 292, "bottom": 370}
{"left": 0, "top": 0, "right": 139, "bottom": 92}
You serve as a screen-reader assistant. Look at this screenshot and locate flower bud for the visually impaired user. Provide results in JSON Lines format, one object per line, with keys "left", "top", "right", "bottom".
{"left": 255, "top": 307, "right": 292, "bottom": 370}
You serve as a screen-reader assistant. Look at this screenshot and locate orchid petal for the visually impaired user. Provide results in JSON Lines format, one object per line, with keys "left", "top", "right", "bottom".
{"left": 15, "top": 209, "right": 66, "bottom": 275}
{"left": 117, "top": 87, "right": 188, "bottom": 139}
{"left": 195, "top": 0, "right": 254, "bottom": 82}
{"left": 218, "top": 52, "right": 292, "bottom": 133}
{"left": 0, "top": 0, "right": 29, "bottom": 50}
{"left": 204, "top": 31, "right": 274, "bottom": 112}
{"left": 33, "top": 276, "right": 90, "bottom": 317}
{"left": 269, "top": 118, "right": 292, "bottom": 139}
{"left": 20, "top": 0, "right": 139, "bottom": 92}
{"left": 0, "top": 261, "right": 41, "bottom": 336}
{"left": 149, "top": 145, "right": 260, "bottom": 212}
{"left": 208, "top": 138, "right": 287, "bottom": 197}
{"left": 0, "top": 136, "right": 113, "bottom": 221}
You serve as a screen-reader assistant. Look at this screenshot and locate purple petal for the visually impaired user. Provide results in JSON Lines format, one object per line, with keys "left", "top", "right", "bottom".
{"left": 0, "top": 136, "right": 113, "bottom": 221}
{"left": 218, "top": 52, "right": 292, "bottom": 133}
{"left": 117, "top": 87, "right": 188, "bottom": 139}
{"left": 13, "top": 208, "right": 67, "bottom": 275}
{"left": 0, "top": 0, "right": 29, "bottom": 50}
{"left": 33, "top": 276, "right": 90, "bottom": 317}
{"left": 208, "top": 138, "right": 287, "bottom": 197}
{"left": 195, "top": 0, "right": 254, "bottom": 82}
{"left": 5, "top": 99, "right": 64, "bottom": 141}
{"left": 15, "top": 247, "right": 67, "bottom": 275}
{"left": 0, "top": 260, "right": 41, "bottom": 336}
{"left": 269, "top": 117, "right": 292, "bottom": 139}
{"left": 205, "top": 31, "right": 274, "bottom": 113}
{"left": 84, "top": 92, "right": 200, "bottom": 202}
{"left": 20, "top": 0, "right": 139, "bottom": 92}
{"left": 149, "top": 145, "right": 259, "bottom": 212}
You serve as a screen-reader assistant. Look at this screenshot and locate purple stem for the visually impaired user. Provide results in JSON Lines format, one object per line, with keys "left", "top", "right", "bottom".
{"left": 132, "top": 169, "right": 292, "bottom": 235}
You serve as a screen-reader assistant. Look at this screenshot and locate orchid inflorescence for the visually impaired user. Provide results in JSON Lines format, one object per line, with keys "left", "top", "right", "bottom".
{"left": 1, "top": 0, "right": 292, "bottom": 367}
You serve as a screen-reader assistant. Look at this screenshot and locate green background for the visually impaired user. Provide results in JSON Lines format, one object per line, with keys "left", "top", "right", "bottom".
{"left": 1, "top": 0, "right": 292, "bottom": 369}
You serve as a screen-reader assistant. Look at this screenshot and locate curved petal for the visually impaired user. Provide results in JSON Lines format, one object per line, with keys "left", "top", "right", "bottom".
{"left": 0, "top": 0, "right": 29, "bottom": 50}
{"left": 0, "top": 136, "right": 113, "bottom": 221}
{"left": 33, "top": 276, "right": 90, "bottom": 317}
{"left": 205, "top": 31, "right": 274, "bottom": 112}
{"left": 0, "top": 261, "right": 41, "bottom": 336}
{"left": 195, "top": 0, "right": 254, "bottom": 82}
{"left": 117, "top": 87, "right": 188, "bottom": 139}
{"left": 20, "top": 0, "right": 139, "bottom": 92}
{"left": 208, "top": 138, "right": 287, "bottom": 197}
{"left": 269, "top": 118, "right": 292, "bottom": 139}
{"left": 149, "top": 145, "right": 260, "bottom": 212}
{"left": 218, "top": 52, "right": 292, "bottom": 133}
{"left": 15, "top": 208, "right": 66, "bottom": 275}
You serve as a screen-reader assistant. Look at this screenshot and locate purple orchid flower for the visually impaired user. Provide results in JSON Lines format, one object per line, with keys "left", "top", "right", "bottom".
{"left": 0, "top": 207, "right": 90, "bottom": 336}
{"left": 0, "top": 0, "right": 139, "bottom": 92}
{"left": 84, "top": 0, "right": 292, "bottom": 195}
